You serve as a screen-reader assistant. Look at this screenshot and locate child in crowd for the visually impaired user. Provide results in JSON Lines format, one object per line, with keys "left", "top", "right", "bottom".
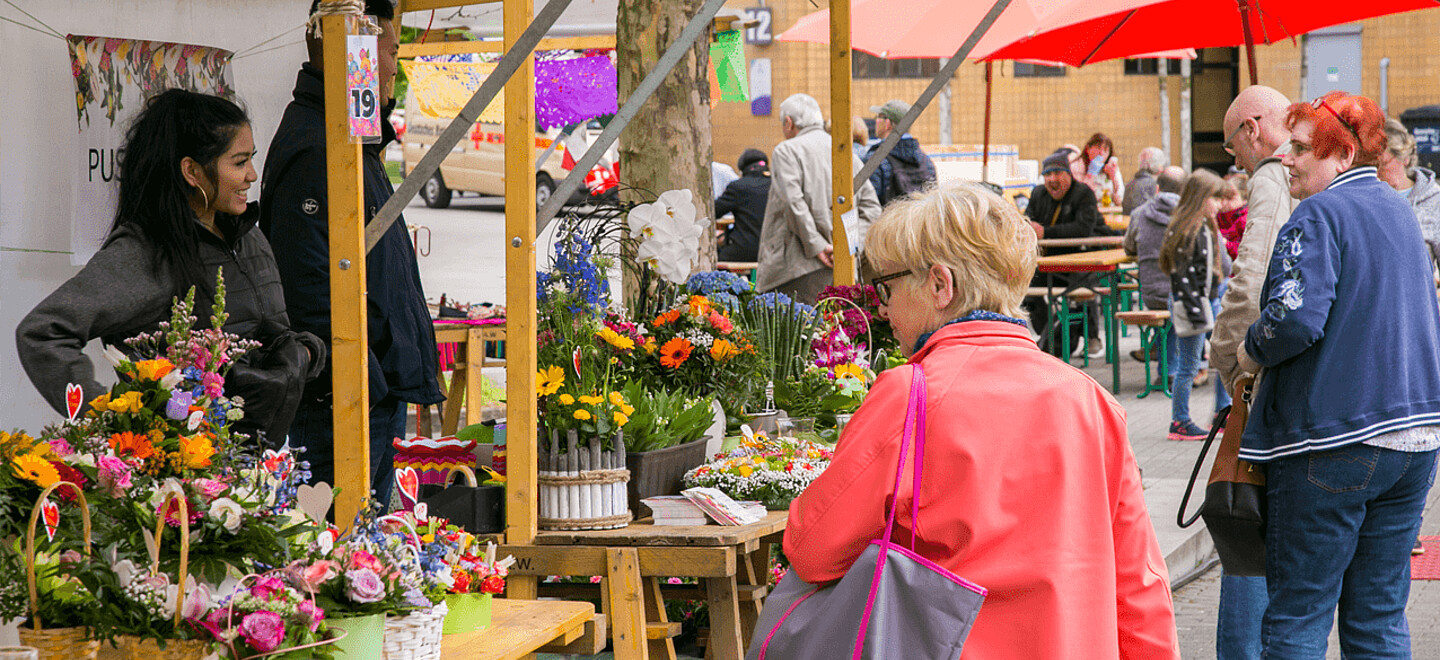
{"left": 1158, "top": 170, "right": 1234, "bottom": 440}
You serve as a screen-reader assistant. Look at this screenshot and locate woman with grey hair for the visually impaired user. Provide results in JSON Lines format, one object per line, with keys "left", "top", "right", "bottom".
{"left": 1379, "top": 117, "right": 1440, "bottom": 244}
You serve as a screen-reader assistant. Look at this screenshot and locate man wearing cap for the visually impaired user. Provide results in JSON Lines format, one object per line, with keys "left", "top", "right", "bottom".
{"left": 864, "top": 100, "right": 937, "bottom": 206}
{"left": 1025, "top": 149, "right": 1105, "bottom": 356}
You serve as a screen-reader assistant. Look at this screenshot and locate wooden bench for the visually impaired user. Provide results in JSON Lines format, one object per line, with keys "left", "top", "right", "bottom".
{"left": 1115, "top": 310, "right": 1172, "bottom": 399}
{"left": 716, "top": 261, "right": 759, "bottom": 285}
{"left": 1025, "top": 286, "right": 1098, "bottom": 301}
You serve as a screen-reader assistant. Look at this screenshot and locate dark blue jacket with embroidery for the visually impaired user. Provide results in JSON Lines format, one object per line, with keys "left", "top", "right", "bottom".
{"left": 259, "top": 63, "right": 443, "bottom": 406}
{"left": 1240, "top": 168, "right": 1440, "bottom": 461}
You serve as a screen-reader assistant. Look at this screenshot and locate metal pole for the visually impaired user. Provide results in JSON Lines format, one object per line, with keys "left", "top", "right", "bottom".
{"left": 856, "top": 0, "right": 1012, "bottom": 191}
{"left": 1159, "top": 65, "right": 1171, "bottom": 163}
{"left": 982, "top": 61, "right": 993, "bottom": 183}
{"left": 938, "top": 57, "right": 952, "bottom": 146}
{"left": 536, "top": 0, "right": 732, "bottom": 230}
{"left": 1180, "top": 57, "right": 1193, "bottom": 172}
{"left": 364, "top": 0, "right": 577, "bottom": 252}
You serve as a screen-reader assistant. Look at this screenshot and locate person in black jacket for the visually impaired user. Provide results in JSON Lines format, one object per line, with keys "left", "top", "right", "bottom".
{"left": 260, "top": 0, "right": 443, "bottom": 506}
{"left": 716, "top": 148, "right": 770, "bottom": 262}
{"left": 1025, "top": 149, "right": 1106, "bottom": 357}
{"left": 17, "top": 90, "right": 326, "bottom": 444}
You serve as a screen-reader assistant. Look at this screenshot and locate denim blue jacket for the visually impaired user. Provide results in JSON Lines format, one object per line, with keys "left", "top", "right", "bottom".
{"left": 1240, "top": 168, "right": 1440, "bottom": 461}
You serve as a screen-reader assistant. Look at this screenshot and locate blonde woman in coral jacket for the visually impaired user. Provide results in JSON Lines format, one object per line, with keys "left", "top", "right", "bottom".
{"left": 784, "top": 182, "right": 1179, "bottom": 659}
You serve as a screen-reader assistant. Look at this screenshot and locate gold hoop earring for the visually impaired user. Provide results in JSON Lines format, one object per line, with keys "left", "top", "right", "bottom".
{"left": 197, "top": 187, "right": 210, "bottom": 210}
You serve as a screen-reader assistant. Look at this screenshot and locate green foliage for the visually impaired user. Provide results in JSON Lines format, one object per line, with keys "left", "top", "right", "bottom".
{"left": 618, "top": 381, "right": 714, "bottom": 453}
{"left": 738, "top": 296, "right": 817, "bottom": 386}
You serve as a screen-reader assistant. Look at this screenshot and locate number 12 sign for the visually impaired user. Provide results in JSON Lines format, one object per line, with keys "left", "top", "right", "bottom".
{"left": 346, "top": 34, "right": 381, "bottom": 139}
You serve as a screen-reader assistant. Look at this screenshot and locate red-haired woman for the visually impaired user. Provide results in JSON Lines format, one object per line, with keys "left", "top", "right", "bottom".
{"left": 1236, "top": 91, "right": 1440, "bottom": 656}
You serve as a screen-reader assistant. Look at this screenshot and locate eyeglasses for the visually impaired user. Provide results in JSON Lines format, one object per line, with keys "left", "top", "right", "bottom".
{"left": 871, "top": 269, "right": 912, "bottom": 305}
{"left": 1223, "top": 116, "right": 1262, "bottom": 156}
{"left": 1312, "top": 96, "right": 1362, "bottom": 144}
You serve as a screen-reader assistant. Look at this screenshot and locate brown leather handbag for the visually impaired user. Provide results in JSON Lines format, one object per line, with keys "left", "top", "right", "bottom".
{"left": 1178, "top": 377, "right": 1267, "bottom": 576}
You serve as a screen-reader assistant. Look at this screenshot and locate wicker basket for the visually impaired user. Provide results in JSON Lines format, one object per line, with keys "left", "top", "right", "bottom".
{"left": 21, "top": 481, "right": 100, "bottom": 660}
{"left": 382, "top": 600, "right": 448, "bottom": 660}
{"left": 113, "top": 493, "right": 208, "bottom": 660}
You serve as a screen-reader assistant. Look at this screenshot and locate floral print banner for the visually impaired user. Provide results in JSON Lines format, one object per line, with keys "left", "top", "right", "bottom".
{"left": 66, "top": 35, "right": 234, "bottom": 264}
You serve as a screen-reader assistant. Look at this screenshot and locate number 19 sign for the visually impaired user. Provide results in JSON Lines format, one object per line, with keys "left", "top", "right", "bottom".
{"left": 346, "top": 34, "right": 380, "bottom": 139}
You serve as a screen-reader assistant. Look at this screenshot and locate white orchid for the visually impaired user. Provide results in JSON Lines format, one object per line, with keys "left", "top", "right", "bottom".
{"left": 102, "top": 344, "right": 129, "bottom": 370}
{"left": 628, "top": 189, "right": 711, "bottom": 284}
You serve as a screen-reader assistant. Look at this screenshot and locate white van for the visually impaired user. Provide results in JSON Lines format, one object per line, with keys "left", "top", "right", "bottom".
{"left": 401, "top": 87, "right": 586, "bottom": 209}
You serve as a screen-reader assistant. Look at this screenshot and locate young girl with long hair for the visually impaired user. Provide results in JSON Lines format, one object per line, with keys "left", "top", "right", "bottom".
{"left": 17, "top": 89, "right": 325, "bottom": 443}
{"left": 1159, "top": 169, "right": 1233, "bottom": 440}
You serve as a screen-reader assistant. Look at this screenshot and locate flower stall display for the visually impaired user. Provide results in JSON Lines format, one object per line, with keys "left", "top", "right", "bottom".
{"left": 642, "top": 294, "right": 763, "bottom": 418}
{"left": 683, "top": 431, "right": 833, "bottom": 510}
{"left": 185, "top": 574, "right": 337, "bottom": 660}
{"left": 407, "top": 515, "right": 513, "bottom": 634}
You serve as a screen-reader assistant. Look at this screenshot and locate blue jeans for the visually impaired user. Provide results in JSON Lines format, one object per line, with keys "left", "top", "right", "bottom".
{"left": 1262, "top": 444, "right": 1439, "bottom": 658}
{"left": 1170, "top": 295, "right": 1230, "bottom": 424}
{"left": 288, "top": 395, "right": 407, "bottom": 516}
{"left": 1218, "top": 573, "right": 1268, "bottom": 659}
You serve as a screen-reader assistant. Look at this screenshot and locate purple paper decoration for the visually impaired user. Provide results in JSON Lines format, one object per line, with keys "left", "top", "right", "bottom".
{"left": 535, "top": 56, "right": 618, "bottom": 131}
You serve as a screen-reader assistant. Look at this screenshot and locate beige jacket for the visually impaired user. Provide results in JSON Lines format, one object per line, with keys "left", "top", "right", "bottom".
{"left": 756, "top": 126, "right": 880, "bottom": 292}
{"left": 1210, "top": 143, "right": 1298, "bottom": 394}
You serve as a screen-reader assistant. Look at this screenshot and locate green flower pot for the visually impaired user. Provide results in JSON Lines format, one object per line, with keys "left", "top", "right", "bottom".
{"left": 443, "top": 593, "right": 493, "bottom": 634}
{"left": 328, "top": 612, "right": 386, "bottom": 658}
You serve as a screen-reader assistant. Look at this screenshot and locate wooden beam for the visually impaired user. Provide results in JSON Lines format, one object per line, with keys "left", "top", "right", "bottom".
{"left": 497, "top": 545, "right": 737, "bottom": 577}
{"left": 322, "top": 12, "right": 370, "bottom": 529}
{"left": 403, "top": 0, "right": 501, "bottom": 12}
{"left": 503, "top": 0, "right": 541, "bottom": 602}
{"left": 399, "top": 35, "right": 616, "bottom": 58}
{"left": 828, "top": 0, "right": 855, "bottom": 285}
{"left": 607, "top": 548, "right": 648, "bottom": 660}
{"left": 537, "top": 614, "right": 609, "bottom": 655}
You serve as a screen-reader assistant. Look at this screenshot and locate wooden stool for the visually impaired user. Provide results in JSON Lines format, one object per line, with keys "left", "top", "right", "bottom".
{"left": 1115, "top": 310, "right": 1172, "bottom": 399}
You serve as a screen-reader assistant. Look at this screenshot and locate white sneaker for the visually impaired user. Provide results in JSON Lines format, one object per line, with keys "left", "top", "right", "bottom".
{"left": 1073, "top": 337, "right": 1104, "bottom": 359}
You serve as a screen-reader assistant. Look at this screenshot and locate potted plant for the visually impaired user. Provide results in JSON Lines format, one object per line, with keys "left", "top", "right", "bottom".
{"left": 617, "top": 382, "right": 716, "bottom": 515}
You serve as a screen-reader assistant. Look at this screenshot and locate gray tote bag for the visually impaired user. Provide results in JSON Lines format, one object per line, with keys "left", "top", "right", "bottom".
{"left": 747, "top": 365, "right": 987, "bottom": 660}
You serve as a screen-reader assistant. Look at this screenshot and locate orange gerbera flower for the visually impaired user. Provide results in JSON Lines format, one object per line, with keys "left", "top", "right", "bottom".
{"left": 652, "top": 309, "right": 682, "bottom": 326}
{"left": 109, "top": 431, "right": 156, "bottom": 461}
{"left": 659, "top": 337, "right": 694, "bottom": 369}
{"left": 178, "top": 434, "right": 215, "bottom": 469}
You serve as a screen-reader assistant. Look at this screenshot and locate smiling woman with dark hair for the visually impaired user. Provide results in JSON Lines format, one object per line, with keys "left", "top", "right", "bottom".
{"left": 16, "top": 89, "right": 325, "bottom": 444}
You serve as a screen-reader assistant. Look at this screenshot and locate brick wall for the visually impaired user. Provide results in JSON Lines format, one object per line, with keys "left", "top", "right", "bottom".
{"left": 711, "top": 3, "right": 1440, "bottom": 178}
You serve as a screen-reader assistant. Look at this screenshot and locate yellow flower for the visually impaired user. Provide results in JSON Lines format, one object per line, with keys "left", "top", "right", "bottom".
{"left": 12, "top": 453, "right": 59, "bottom": 488}
{"left": 738, "top": 465, "right": 753, "bottom": 477}
{"left": 88, "top": 393, "right": 112, "bottom": 412}
{"left": 613, "top": 412, "right": 629, "bottom": 426}
{"left": 578, "top": 394, "right": 604, "bottom": 406}
{"left": 643, "top": 337, "right": 658, "bottom": 354}
{"left": 833, "top": 363, "right": 865, "bottom": 381}
{"left": 107, "top": 391, "right": 144, "bottom": 414}
{"left": 608, "top": 392, "right": 625, "bottom": 406}
{"left": 596, "top": 327, "right": 636, "bottom": 351}
{"left": 536, "top": 365, "right": 565, "bottom": 396}
{"left": 178, "top": 434, "right": 215, "bottom": 469}
{"left": 573, "top": 409, "right": 592, "bottom": 421}
{"left": 558, "top": 394, "right": 576, "bottom": 405}
{"left": 709, "top": 339, "right": 738, "bottom": 361}
{"left": 620, "top": 403, "right": 635, "bottom": 416}
{"left": 134, "top": 358, "right": 175, "bottom": 382}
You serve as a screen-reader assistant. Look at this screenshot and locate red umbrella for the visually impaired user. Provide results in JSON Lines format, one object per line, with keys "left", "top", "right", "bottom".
{"left": 976, "top": 0, "right": 1440, "bottom": 84}
{"left": 776, "top": 0, "right": 1170, "bottom": 59}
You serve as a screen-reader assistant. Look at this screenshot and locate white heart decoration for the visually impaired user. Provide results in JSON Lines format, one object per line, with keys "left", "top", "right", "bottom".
{"left": 296, "top": 483, "right": 335, "bottom": 523}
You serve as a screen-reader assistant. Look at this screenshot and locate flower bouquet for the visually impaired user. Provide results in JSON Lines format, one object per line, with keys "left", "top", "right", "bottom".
{"left": 11, "top": 478, "right": 105, "bottom": 660}
{"left": 186, "top": 574, "right": 337, "bottom": 660}
{"left": 683, "top": 432, "right": 833, "bottom": 510}
{"left": 642, "top": 294, "right": 764, "bottom": 417}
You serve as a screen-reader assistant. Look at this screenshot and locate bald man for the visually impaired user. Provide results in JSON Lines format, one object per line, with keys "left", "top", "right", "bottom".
{"left": 1207, "top": 84, "right": 1298, "bottom": 660}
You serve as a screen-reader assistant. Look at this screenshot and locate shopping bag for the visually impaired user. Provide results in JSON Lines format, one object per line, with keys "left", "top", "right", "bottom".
{"left": 747, "top": 365, "right": 986, "bottom": 660}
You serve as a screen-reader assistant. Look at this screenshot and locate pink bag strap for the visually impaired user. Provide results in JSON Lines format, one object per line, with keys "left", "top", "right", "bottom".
{"left": 854, "top": 364, "right": 926, "bottom": 659}
{"left": 881, "top": 364, "right": 927, "bottom": 547}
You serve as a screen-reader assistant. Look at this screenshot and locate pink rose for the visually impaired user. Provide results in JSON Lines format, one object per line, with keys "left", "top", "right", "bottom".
{"left": 348, "top": 550, "right": 382, "bottom": 573}
{"left": 239, "top": 610, "right": 285, "bottom": 653}
{"left": 192, "top": 478, "right": 229, "bottom": 500}
{"left": 344, "top": 568, "right": 385, "bottom": 603}
{"left": 297, "top": 600, "right": 324, "bottom": 632}
{"left": 250, "top": 575, "right": 286, "bottom": 600}
{"left": 296, "top": 560, "right": 338, "bottom": 594}
{"left": 45, "top": 439, "right": 74, "bottom": 457}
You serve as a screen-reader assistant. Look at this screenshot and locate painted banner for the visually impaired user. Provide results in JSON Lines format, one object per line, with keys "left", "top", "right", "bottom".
{"left": 67, "top": 35, "right": 234, "bottom": 265}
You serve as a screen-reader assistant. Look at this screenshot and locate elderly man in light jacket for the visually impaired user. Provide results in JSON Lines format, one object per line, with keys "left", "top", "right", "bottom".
{"left": 756, "top": 93, "right": 881, "bottom": 303}
{"left": 1207, "top": 84, "right": 1298, "bottom": 660}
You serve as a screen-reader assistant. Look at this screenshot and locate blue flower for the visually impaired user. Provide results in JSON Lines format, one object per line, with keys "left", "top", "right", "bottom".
{"left": 686, "top": 271, "right": 750, "bottom": 297}
{"left": 749, "top": 292, "right": 816, "bottom": 319}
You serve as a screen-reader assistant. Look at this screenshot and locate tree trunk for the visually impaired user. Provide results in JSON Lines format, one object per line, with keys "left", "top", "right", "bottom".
{"left": 616, "top": 0, "right": 715, "bottom": 303}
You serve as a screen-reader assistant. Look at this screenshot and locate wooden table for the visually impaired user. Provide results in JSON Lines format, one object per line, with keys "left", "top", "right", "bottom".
{"left": 500, "top": 512, "right": 788, "bottom": 660}
{"left": 431, "top": 320, "right": 506, "bottom": 435}
{"left": 441, "top": 599, "right": 602, "bottom": 660}
{"left": 1105, "top": 215, "right": 1130, "bottom": 232}
{"left": 1038, "top": 235, "right": 1124, "bottom": 249}
{"left": 716, "top": 261, "right": 759, "bottom": 285}
{"left": 1036, "top": 248, "right": 1135, "bottom": 393}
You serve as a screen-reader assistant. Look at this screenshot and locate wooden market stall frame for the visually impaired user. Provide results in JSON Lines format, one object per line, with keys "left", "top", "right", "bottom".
{"left": 325, "top": 0, "right": 1013, "bottom": 657}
